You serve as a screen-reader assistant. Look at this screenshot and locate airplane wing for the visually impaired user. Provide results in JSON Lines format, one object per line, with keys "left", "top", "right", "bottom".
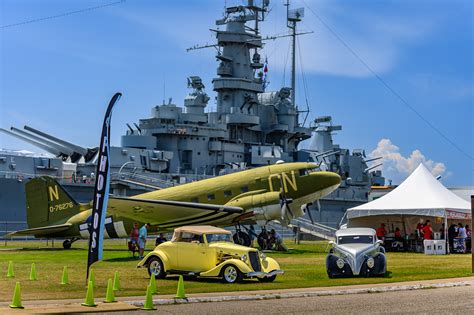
{"left": 7, "top": 223, "right": 72, "bottom": 237}
{"left": 108, "top": 197, "right": 244, "bottom": 230}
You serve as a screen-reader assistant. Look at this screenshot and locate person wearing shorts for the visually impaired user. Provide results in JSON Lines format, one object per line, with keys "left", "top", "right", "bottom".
{"left": 139, "top": 223, "right": 151, "bottom": 258}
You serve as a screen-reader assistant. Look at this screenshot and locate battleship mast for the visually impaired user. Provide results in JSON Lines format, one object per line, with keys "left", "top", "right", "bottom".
{"left": 285, "top": 1, "right": 304, "bottom": 108}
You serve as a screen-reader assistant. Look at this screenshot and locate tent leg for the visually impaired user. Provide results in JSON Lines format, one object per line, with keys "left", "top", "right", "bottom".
{"left": 444, "top": 214, "right": 449, "bottom": 255}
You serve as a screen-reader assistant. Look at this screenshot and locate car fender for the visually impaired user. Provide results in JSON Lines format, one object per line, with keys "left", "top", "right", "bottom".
{"left": 137, "top": 250, "right": 170, "bottom": 271}
{"left": 261, "top": 257, "right": 280, "bottom": 272}
{"left": 200, "top": 259, "right": 252, "bottom": 277}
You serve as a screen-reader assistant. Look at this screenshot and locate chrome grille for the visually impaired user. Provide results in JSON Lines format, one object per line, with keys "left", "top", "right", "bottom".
{"left": 249, "top": 251, "right": 261, "bottom": 272}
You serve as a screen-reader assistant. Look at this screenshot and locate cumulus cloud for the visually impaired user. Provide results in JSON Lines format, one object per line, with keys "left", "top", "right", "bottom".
{"left": 369, "top": 139, "right": 449, "bottom": 184}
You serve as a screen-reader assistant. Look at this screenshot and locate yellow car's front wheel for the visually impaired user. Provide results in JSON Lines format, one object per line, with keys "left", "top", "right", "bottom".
{"left": 147, "top": 256, "right": 165, "bottom": 279}
{"left": 222, "top": 264, "right": 243, "bottom": 284}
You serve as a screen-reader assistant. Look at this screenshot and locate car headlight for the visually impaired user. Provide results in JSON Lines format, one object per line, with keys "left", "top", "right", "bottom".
{"left": 367, "top": 257, "right": 375, "bottom": 268}
{"left": 241, "top": 254, "right": 247, "bottom": 261}
{"left": 336, "top": 258, "right": 345, "bottom": 269}
{"left": 259, "top": 251, "right": 266, "bottom": 260}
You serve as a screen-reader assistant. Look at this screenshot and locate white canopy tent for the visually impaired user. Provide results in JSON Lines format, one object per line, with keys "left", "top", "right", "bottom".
{"left": 347, "top": 164, "right": 471, "bottom": 236}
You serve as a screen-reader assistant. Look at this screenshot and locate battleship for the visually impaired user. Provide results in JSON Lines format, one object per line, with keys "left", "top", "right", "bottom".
{"left": 0, "top": 0, "right": 384, "bottom": 237}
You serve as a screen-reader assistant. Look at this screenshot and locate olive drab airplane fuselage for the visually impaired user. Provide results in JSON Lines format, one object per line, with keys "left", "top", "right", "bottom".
{"left": 13, "top": 162, "right": 341, "bottom": 240}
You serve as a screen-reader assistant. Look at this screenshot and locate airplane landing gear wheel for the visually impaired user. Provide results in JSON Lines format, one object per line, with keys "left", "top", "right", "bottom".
{"left": 233, "top": 231, "right": 251, "bottom": 247}
{"left": 62, "top": 237, "right": 79, "bottom": 249}
{"left": 63, "top": 240, "right": 72, "bottom": 249}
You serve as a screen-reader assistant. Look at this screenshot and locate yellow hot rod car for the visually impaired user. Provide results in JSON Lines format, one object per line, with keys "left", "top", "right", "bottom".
{"left": 137, "top": 226, "right": 283, "bottom": 283}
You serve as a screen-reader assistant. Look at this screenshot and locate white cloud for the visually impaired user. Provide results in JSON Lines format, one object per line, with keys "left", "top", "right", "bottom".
{"left": 369, "top": 138, "right": 450, "bottom": 184}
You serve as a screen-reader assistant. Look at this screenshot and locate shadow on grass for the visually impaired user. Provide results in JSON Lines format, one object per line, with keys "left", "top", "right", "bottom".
{"left": 0, "top": 247, "right": 84, "bottom": 251}
{"left": 263, "top": 248, "right": 316, "bottom": 255}
{"left": 151, "top": 275, "right": 259, "bottom": 284}
{"left": 103, "top": 256, "right": 141, "bottom": 262}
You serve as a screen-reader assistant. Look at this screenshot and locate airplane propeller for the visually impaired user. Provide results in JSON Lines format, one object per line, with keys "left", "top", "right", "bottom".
{"left": 279, "top": 176, "right": 294, "bottom": 226}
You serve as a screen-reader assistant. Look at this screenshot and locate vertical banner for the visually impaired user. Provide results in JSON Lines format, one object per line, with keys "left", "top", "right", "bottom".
{"left": 87, "top": 93, "right": 122, "bottom": 280}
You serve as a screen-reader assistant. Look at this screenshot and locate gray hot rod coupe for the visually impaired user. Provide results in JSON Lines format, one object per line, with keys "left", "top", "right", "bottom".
{"left": 326, "top": 228, "right": 386, "bottom": 278}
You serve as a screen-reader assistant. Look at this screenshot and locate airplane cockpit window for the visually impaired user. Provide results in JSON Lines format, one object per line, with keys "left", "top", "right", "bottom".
{"left": 190, "top": 197, "right": 199, "bottom": 203}
{"left": 224, "top": 190, "right": 232, "bottom": 197}
{"left": 240, "top": 186, "right": 249, "bottom": 193}
{"left": 207, "top": 194, "right": 215, "bottom": 201}
{"left": 299, "top": 169, "right": 310, "bottom": 176}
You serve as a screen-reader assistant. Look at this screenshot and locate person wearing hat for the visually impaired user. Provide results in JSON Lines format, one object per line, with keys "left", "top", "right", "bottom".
{"left": 376, "top": 223, "right": 387, "bottom": 242}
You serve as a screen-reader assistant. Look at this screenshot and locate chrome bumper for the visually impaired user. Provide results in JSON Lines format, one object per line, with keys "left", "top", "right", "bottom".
{"left": 246, "top": 270, "right": 284, "bottom": 278}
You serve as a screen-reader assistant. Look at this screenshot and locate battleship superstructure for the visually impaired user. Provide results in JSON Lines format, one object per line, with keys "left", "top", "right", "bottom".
{"left": 0, "top": 0, "right": 384, "bottom": 236}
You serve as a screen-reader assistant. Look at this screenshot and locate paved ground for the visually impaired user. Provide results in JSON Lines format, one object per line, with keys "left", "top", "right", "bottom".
{"left": 115, "top": 285, "right": 474, "bottom": 315}
{"left": 1, "top": 277, "right": 473, "bottom": 314}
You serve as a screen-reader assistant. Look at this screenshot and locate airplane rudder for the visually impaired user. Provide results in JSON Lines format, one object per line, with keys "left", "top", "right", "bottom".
{"left": 25, "top": 176, "right": 80, "bottom": 227}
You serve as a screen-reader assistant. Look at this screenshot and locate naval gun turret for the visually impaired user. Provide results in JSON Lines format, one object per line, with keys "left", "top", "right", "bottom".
{"left": 1, "top": 125, "right": 98, "bottom": 163}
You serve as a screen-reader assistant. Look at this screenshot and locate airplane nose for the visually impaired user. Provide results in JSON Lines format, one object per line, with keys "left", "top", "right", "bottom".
{"left": 310, "top": 171, "right": 341, "bottom": 190}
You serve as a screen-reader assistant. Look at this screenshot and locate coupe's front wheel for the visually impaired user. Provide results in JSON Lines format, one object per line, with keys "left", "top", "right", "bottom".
{"left": 147, "top": 256, "right": 165, "bottom": 279}
{"left": 222, "top": 265, "right": 243, "bottom": 283}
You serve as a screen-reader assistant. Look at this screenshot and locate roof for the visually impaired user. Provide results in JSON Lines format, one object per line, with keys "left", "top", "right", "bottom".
{"left": 336, "top": 228, "right": 375, "bottom": 237}
{"left": 449, "top": 186, "right": 474, "bottom": 202}
{"left": 347, "top": 164, "right": 471, "bottom": 219}
{"left": 173, "top": 225, "right": 231, "bottom": 235}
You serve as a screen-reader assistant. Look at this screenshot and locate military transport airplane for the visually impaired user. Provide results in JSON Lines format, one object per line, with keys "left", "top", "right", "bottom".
{"left": 10, "top": 162, "right": 340, "bottom": 248}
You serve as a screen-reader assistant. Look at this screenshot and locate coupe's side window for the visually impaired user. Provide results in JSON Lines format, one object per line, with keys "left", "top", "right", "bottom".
{"left": 174, "top": 232, "right": 202, "bottom": 243}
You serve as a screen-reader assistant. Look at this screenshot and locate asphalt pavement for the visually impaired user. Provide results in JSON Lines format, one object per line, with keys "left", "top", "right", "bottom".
{"left": 119, "top": 285, "right": 474, "bottom": 315}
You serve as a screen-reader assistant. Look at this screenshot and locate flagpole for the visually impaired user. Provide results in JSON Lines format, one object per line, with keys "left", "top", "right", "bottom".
{"left": 86, "top": 93, "right": 122, "bottom": 282}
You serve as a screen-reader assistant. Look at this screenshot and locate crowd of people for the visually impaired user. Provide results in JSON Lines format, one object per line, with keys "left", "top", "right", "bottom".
{"left": 256, "top": 228, "right": 288, "bottom": 251}
{"left": 375, "top": 219, "right": 471, "bottom": 253}
{"left": 128, "top": 223, "right": 289, "bottom": 257}
{"left": 129, "top": 222, "right": 151, "bottom": 258}
{"left": 447, "top": 223, "right": 471, "bottom": 253}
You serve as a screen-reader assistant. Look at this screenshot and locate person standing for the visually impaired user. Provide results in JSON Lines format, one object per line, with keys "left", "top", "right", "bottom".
{"left": 458, "top": 223, "right": 467, "bottom": 239}
{"left": 448, "top": 224, "right": 457, "bottom": 252}
{"left": 130, "top": 223, "right": 139, "bottom": 244}
{"left": 138, "top": 223, "right": 151, "bottom": 259}
{"left": 376, "top": 223, "right": 387, "bottom": 242}
{"left": 422, "top": 220, "right": 433, "bottom": 240}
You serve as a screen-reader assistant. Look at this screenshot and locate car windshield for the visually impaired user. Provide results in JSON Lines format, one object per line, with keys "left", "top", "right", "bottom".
{"left": 205, "top": 233, "right": 232, "bottom": 243}
{"left": 338, "top": 235, "right": 373, "bottom": 244}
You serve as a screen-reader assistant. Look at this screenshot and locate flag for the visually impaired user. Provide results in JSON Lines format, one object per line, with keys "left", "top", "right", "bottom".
{"left": 262, "top": 57, "right": 269, "bottom": 91}
{"left": 86, "top": 92, "right": 121, "bottom": 280}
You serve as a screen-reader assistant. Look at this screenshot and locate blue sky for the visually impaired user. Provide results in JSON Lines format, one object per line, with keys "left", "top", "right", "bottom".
{"left": 1, "top": 0, "right": 473, "bottom": 186}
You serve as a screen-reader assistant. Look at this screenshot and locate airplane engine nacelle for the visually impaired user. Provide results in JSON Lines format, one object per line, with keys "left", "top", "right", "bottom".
{"left": 226, "top": 192, "right": 283, "bottom": 221}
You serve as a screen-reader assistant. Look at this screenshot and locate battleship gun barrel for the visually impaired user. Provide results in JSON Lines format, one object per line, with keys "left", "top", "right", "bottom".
{"left": 365, "top": 163, "right": 383, "bottom": 173}
{"left": 0, "top": 128, "right": 62, "bottom": 156}
{"left": 24, "top": 125, "right": 88, "bottom": 156}
{"left": 363, "top": 156, "right": 383, "bottom": 163}
{"left": 11, "top": 127, "right": 75, "bottom": 156}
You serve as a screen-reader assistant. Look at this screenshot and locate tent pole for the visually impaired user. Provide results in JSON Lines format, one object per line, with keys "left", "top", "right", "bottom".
{"left": 471, "top": 196, "right": 473, "bottom": 273}
{"left": 402, "top": 215, "right": 407, "bottom": 236}
{"left": 444, "top": 213, "right": 449, "bottom": 255}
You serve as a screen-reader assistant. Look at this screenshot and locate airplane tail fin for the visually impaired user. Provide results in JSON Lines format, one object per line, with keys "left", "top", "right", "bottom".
{"left": 25, "top": 176, "right": 82, "bottom": 228}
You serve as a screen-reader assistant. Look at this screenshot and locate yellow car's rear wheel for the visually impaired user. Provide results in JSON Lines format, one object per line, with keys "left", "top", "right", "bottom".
{"left": 147, "top": 256, "right": 165, "bottom": 279}
{"left": 222, "top": 264, "right": 243, "bottom": 284}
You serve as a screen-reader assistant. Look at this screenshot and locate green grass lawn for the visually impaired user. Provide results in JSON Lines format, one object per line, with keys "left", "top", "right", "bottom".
{"left": 0, "top": 239, "right": 471, "bottom": 302}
